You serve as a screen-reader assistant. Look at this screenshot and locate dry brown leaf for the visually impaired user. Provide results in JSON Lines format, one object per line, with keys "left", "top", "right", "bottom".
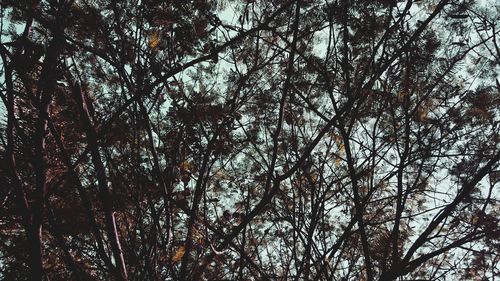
{"left": 149, "top": 31, "right": 160, "bottom": 49}
{"left": 172, "top": 246, "right": 185, "bottom": 263}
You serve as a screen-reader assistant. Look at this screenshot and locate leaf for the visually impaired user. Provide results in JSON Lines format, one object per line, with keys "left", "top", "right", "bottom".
{"left": 310, "top": 173, "right": 318, "bottom": 184}
{"left": 179, "top": 161, "right": 192, "bottom": 172}
{"left": 172, "top": 246, "right": 185, "bottom": 263}
{"left": 397, "top": 90, "right": 408, "bottom": 102}
{"left": 149, "top": 31, "right": 160, "bottom": 49}
{"left": 417, "top": 106, "right": 428, "bottom": 122}
{"left": 335, "top": 156, "right": 342, "bottom": 168}
{"left": 338, "top": 143, "right": 345, "bottom": 153}
{"left": 192, "top": 226, "right": 204, "bottom": 244}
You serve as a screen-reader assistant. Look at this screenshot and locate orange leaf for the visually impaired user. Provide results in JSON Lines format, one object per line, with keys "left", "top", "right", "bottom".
{"left": 172, "top": 246, "right": 185, "bottom": 263}
{"left": 179, "top": 161, "right": 192, "bottom": 172}
{"left": 149, "top": 31, "right": 160, "bottom": 49}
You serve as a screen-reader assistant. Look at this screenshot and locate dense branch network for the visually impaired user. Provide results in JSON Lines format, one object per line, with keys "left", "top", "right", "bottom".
{"left": 0, "top": 0, "right": 499, "bottom": 280}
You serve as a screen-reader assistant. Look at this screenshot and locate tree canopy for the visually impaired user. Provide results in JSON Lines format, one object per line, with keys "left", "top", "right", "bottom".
{"left": 0, "top": 0, "right": 499, "bottom": 280}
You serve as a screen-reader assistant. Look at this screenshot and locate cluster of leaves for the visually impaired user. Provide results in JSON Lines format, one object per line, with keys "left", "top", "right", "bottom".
{"left": 0, "top": 0, "right": 499, "bottom": 280}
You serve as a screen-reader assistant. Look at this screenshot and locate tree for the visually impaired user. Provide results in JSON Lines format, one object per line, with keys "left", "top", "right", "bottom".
{"left": 0, "top": 0, "right": 498, "bottom": 280}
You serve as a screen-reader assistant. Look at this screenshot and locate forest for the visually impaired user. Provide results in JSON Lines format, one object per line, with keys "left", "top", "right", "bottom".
{"left": 0, "top": 0, "right": 499, "bottom": 280}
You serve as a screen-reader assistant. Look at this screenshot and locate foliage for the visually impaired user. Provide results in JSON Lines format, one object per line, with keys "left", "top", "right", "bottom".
{"left": 0, "top": 0, "right": 499, "bottom": 280}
